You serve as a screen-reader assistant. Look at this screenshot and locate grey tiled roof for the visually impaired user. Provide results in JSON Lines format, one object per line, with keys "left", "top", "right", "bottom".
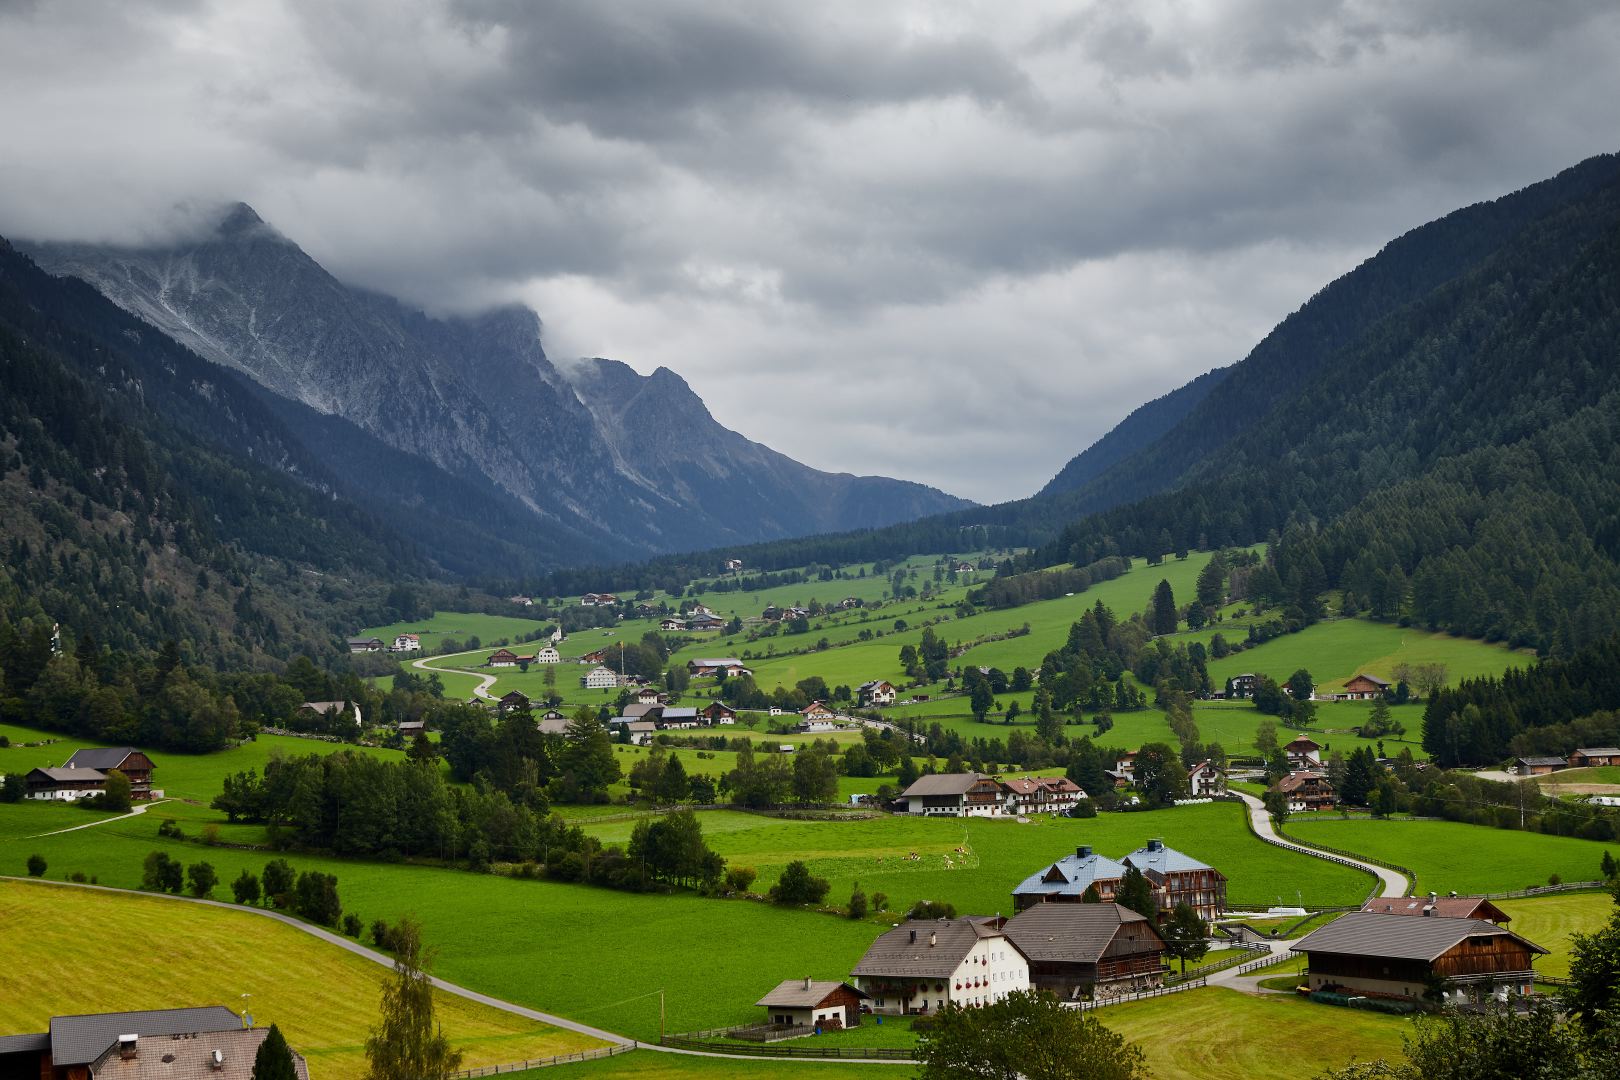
{"left": 50, "top": 1007, "right": 242, "bottom": 1066}
{"left": 63, "top": 747, "right": 142, "bottom": 771}
{"left": 90, "top": 1028, "right": 308, "bottom": 1080}
{"left": 30, "top": 767, "right": 107, "bottom": 782}
{"left": 0, "top": 1032, "right": 50, "bottom": 1055}
{"left": 1574, "top": 748, "right": 1620, "bottom": 757}
{"left": 1002, "top": 903, "right": 1159, "bottom": 964}
{"left": 755, "top": 980, "right": 868, "bottom": 1008}
{"left": 900, "top": 773, "right": 987, "bottom": 798}
{"left": 1121, "top": 841, "right": 1221, "bottom": 879}
{"left": 1292, "top": 911, "right": 1547, "bottom": 962}
{"left": 852, "top": 919, "right": 1016, "bottom": 979}
{"left": 1012, "top": 850, "right": 1128, "bottom": 899}
{"left": 1515, "top": 756, "right": 1568, "bottom": 767}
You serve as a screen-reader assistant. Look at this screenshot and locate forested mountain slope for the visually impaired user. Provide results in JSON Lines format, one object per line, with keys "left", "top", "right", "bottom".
{"left": 579, "top": 153, "right": 1620, "bottom": 658}
{"left": 0, "top": 238, "right": 410, "bottom": 664}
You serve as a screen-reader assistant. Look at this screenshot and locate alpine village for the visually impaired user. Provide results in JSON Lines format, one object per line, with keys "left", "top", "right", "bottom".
{"left": 5, "top": 6, "right": 1620, "bottom": 1080}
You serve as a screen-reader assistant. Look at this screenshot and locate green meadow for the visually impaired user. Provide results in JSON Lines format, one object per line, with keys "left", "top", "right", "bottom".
{"left": 1497, "top": 891, "right": 1615, "bottom": 978}
{"left": 1206, "top": 618, "right": 1527, "bottom": 692}
{"left": 1284, "top": 817, "right": 1619, "bottom": 894}
{"left": 361, "top": 609, "right": 554, "bottom": 651}
{"left": 576, "top": 800, "right": 1374, "bottom": 913}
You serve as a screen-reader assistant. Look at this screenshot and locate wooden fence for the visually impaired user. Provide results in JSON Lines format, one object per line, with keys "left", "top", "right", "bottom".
{"left": 660, "top": 1028, "right": 914, "bottom": 1061}
{"left": 450, "top": 1046, "right": 633, "bottom": 1075}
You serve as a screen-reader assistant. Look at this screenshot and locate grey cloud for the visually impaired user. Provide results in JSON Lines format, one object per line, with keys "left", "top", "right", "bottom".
{"left": 1, "top": 0, "right": 1619, "bottom": 499}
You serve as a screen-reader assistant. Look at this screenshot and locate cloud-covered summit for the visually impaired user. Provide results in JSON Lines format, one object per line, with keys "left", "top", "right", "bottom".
{"left": 3, "top": 0, "right": 1618, "bottom": 501}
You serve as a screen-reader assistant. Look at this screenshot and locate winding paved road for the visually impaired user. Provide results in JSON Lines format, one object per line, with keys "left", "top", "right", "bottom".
{"left": 411, "top": 650, "right": 499, "bottom": 700}
{"left": 1234, "top": 791, "right": 1409, "bottom": 898}
{"left": 25, "top": 799, "right": 167, "bottom": 838}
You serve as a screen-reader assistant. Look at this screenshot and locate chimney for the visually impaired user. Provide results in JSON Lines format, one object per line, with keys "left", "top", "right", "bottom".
{"left": 1148, "top": 839, "right": 1163, "bottom": 852}
{"left": 929, "top": 931, "right": 937, "bottom": 947}
{"left": 803, "top": 976, "right": 813, "bottom": 991}
{"left": 118, "top": 1036, "right": 138, "bottom": 1061}
{"left": 909, "top": 929, "right": 917, "bottom": 944}
{"left": 1077, "top": 845, "right": 1092, "bottom": 859}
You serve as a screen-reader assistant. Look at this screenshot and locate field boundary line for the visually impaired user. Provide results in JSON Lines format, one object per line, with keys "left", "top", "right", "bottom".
{"left": 0, "top": 876, "right": 633, "bottom": 1048}
{"left": 0, "top": 877, "right": 902, "bottom": 1066}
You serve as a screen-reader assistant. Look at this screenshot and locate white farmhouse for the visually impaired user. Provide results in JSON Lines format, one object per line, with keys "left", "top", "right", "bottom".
{"left": 852, "top": 918, "right": 1030, "bottom": 1015}
{"left": 580, "top": 665, "right": 618, "bottom": 689}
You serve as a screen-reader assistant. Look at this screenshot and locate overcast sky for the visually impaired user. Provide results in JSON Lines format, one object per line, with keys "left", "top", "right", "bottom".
{"left": 3, "top": 1, "right": 1619, "bottom": 502}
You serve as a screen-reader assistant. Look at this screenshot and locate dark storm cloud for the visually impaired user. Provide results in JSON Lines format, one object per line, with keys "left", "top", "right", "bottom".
{"left": 2, "top": 1, "right": 1618, "bottom": 501}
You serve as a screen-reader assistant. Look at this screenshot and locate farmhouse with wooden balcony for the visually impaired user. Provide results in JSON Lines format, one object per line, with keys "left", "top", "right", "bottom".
{"left": 1001, "top": 903, "right": 1169, "bottom": 999}
{"left": 1121, "top": 839, "right": 1227, "bottom": 923}
{"left": 1292, "top": 911, "right": 1546, "bottom": 1003}
{"left": 851, "top": 919, "right": 1030, "bottom": 1015}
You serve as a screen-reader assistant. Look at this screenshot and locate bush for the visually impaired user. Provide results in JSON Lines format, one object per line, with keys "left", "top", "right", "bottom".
{"left": 848, "top": 887, "right": 869, "bottom": 920}
{"left": 872, "top": 891, "right": 889, "bottom": 913}
{"left": 342, "top": 913, "right": 363, "bottom": 938}
{"left": 142, "top": 851, "right": 183, "bottom": 893}
{"left": 26, "top": 854, "right": 46, "bottom": 877}
{"left": 770, "top": 860, "right": 830, "bottom": 906}
{"left": 906, "top": 900, "right": 958, "bottom": 921}
{"left": 186, "top": 862, "right": 218, "bottom": 898}
{"left": 724, "top": 866, "right": 757, "bottom": 895}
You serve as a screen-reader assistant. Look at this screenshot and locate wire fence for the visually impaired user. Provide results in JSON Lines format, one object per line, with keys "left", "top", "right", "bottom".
{"left": 1072, "top": 977, "right": 1208, "bottom": 1010}
{"left": 449, "top": 1046, "right": 633, "bottom": 1076}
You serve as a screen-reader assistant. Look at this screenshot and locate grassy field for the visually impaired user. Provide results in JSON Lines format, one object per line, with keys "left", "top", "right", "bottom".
{"left": 577, "top": 800, "right": 1373, "bottom": 914}
{"left": 1497, "top": 891, "right": 1615, "bottom": 978}
{"left": 0, "top": 722, "right": 438, "bottom": 804}
{"left": 1284, "top": 817, "right": 1618, "bottom": 894}
{"left": 1101, "top": 987, "right": 1408, "bottom": 1079}
{"left": 519, "top": 1051, "right": 910, "bottom": 1078}
{"left": 1206, "top": 618, "right": 1527, "bottom": 692}
{"left": 0, "top": 880, "right": 603, "bottom": 1080}
{"left": 0, "top": 814, "right": 879, "bottom": 1042}
{"left": 360, "top": 609, "right": 554, "bottom": 652}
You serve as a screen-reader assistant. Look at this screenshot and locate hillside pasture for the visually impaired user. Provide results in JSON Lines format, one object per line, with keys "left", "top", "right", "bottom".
{"left": 1283, "top": 817, "right": 1618, "bottom": 894}
{"left": 1496, "top": 891, "right": 1614, "bottom": 978}
{"left": 0, "top": 816, "right": 879, "bottom": 1041}
{"left": 0, "top": 880, "right": 604, "bottom": 1080}
{"left": 1206, "top": 618, "right": 1526, "bottom": 692}
{"left": 361, "top": 609, "right": 554, "bottom": 653}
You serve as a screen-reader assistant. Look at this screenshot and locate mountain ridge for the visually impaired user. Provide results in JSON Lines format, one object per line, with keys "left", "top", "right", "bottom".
{"left": 20, "top": 207, "right": 971, "bottom": 564}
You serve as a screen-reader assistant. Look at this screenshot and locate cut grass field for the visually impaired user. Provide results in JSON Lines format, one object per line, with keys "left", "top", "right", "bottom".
{"left": 1206, "top": 618, "right": 1527, "bottom": 692}
{"left": 1284, "top": 817, "right": 1619, "bottom": 894}
{"left": 515, "top": 1051, "right": 911, "bottom": 1078}
{"left": 360, "top": 609, "right": 554, "bottom": 653}
{"left": 1100, "top": 987, "right": 1408, "bottom": 1080}
{"left": 1497, "top": 891, "right": 1616, "bottom": 978}
{"left": 0, "top": 815, "right": 878, "bottom": 1042}
{"left": 0, "top": 880, "right": 604, "bottom": 1080}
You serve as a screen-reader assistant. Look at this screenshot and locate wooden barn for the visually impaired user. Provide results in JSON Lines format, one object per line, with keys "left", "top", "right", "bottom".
{"left": 1001, "top": 903, "right": 1167, "bottom": 999}
{"left": 1292, "top": 911, "right": 1545, "bottom": 1003}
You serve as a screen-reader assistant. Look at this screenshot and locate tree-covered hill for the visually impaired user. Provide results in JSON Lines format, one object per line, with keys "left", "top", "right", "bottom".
{"left": 0, "top": 238, "right": 418, "bottom": 665}
{"left": 603, "top": 153, "right": 1620, "bottom": 658}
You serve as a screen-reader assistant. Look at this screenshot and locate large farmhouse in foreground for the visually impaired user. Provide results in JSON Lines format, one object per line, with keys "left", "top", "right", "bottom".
{"left": 0, "top": 1006, "right": 309, "bottom": 1080}
{"left": 26, "top": 747, "right": 156, "bottom": 802}
{"left": 1001, "top": 903, "right": 1168, "bottom": 999}
{"left": 851, "top": 918, "right": 1030, "bottom": 1015}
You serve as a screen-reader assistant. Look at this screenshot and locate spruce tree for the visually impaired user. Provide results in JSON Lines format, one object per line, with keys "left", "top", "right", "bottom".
{"left": 251, "top": 1024, "right": 297, "bottom": 1080}
{"left": 1117, "top": 865, "right": 1157, "bottom": 919}
{"left": 1150, "top": 580, "right": 1178, "bottom": 636}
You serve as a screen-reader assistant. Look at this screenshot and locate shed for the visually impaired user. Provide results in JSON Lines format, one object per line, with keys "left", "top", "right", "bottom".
{"left": 754, "top": 979, "right": 868, "bottom": 1030}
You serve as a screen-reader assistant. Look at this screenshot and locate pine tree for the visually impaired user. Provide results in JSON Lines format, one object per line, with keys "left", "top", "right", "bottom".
{"left": 1117, "top": 865, "right": 1156, "bottom": 919}
{"left": 251, "top": 1024, "right": 297, "bottom": 1080}
{"left": 1150, "top": 580, "right": 1178, "bottom": 636}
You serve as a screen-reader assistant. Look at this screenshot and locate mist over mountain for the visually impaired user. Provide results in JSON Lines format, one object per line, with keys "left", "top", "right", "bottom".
{"left": 21, "top": 206, "right": 971, "bottom": 567}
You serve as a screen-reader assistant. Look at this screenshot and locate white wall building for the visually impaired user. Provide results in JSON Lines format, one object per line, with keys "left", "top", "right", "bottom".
{"left": 852, "top": 918, "right": 1030, "bottom": 1015}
